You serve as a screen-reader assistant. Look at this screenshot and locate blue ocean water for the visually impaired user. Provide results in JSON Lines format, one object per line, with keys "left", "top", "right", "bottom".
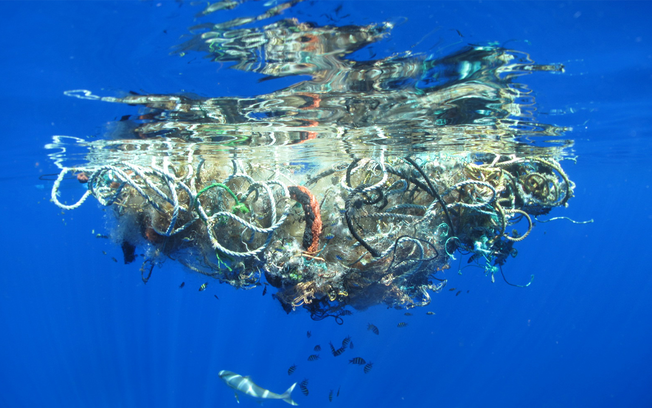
{"left": 1, "top": 1, "right": 651, "bottom": 408}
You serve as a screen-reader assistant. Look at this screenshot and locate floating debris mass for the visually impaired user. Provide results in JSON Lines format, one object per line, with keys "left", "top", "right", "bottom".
{"left": 48, "top": 0, "right": 576, "bottom": 319}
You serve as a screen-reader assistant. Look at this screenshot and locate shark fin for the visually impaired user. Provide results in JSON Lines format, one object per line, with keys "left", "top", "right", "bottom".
{"left": 280, "top": 383, "right": 298, "bottom": 406}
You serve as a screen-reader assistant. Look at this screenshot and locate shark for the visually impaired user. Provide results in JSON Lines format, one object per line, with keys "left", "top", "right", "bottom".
{"left": 218, "top": 370, "right": 298, "bottom": 405}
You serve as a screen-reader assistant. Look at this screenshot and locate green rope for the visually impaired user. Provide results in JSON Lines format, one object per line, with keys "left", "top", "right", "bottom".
{"left": 215, "top": 250, "right": 233, "bottom": 272}
{"left": 195, "top": 183, "right": 249, "bottom": 214}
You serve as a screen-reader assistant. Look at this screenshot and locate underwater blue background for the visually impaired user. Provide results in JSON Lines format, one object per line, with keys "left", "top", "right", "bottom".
{"left": 1, "top": 1, "right": 651, "bottom": 407}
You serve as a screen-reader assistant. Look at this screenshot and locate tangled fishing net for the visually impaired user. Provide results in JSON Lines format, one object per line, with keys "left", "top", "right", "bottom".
{"left": 47, "top": 0, "right": 576, "bottom": 319}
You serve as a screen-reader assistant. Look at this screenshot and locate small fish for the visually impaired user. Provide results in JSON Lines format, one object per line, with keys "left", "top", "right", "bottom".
{"left": 324, "top": 233, "right": 335, "bottom": 240}
{"left": 314, "top": 345, "right": 321, "bottom": 352}
{"left": 199, "top": 283, "right": 208, "bottom": 291}
{"left": 367, "top": 324, "right": 379, "bottom": 335}
{"left": 288, "top": 364, "right": 297, "bottom": 375}
{"left": 262, "top": 285, "right": 268, "bottom": 296}
{"left": 96, "top": 234, "right": 109, "bottom": 239}
{"left": 349, "top": 341, "right": 354, "bottom": 349}
{"left": 339, "top": 310, "right": 352, "bottom": 316}
{"left": 299, "top": 379, "right": 309, "bottom": 396}
{"left": 404, "top": 312, "right": 413, "bottom": 316}
{"left": 349, "top": 357, "right": 366, "bottom": 365}
{"left": 426, "top": 311, "right": 436, "bottom": 315}
{"left": 363, "top": 362, "right": 374, "bottom": 374}
{"left": 328, "top": 389, "right": 333, "bottom": 402}
{"left": 307, "top": 331, "right": 312, "bottom": 338}
{"left": 449, "top": 288, "right": 456, "bottom": 292}
{"left": 333, "top": 347, "right": 346, "bottom": 357}
{"left": 397, "top": 322, "right": 408, "bottom": 328}
{"left": 467, "top": 290, "right": 470, "bottom": 294}
{"left": 179, "top": 282, "right": 185, "bottom": 288}
{"left": 214, "top": 294, "right": 219, "bottom": 300}
{"left": 102, "top": 251, "right": 107, "bottom": 255}
{"left": 111, "top": 257, "right": 118, "bottom": 263}
{"left": 337, "top": 387, "right": 340, "bottom": 397}
{"left": 307, "top": 354, "right": 320, "bottom": 361}
{"left": 468, "top": 253, "right": 482, "bottom": 263}
{"left": 456, "top": 290, "right": 461, "bottom": 296}
{"left": 341, "top": 335, "right": 352, "bottom": 348}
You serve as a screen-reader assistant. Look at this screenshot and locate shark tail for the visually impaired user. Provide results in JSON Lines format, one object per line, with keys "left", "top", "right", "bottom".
{"left": 281, "top": 383, "right": 298, "bottom": 406}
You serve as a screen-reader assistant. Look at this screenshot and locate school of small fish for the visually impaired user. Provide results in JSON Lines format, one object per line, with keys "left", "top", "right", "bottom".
{"left": 182, "top": 276, "right": 447, "bottom": 405}
{"left": 184, "top": 271, "right": 447, "bottom": 403}
{"left": 166, "top": 234, "right": 452, "bottom": 404}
